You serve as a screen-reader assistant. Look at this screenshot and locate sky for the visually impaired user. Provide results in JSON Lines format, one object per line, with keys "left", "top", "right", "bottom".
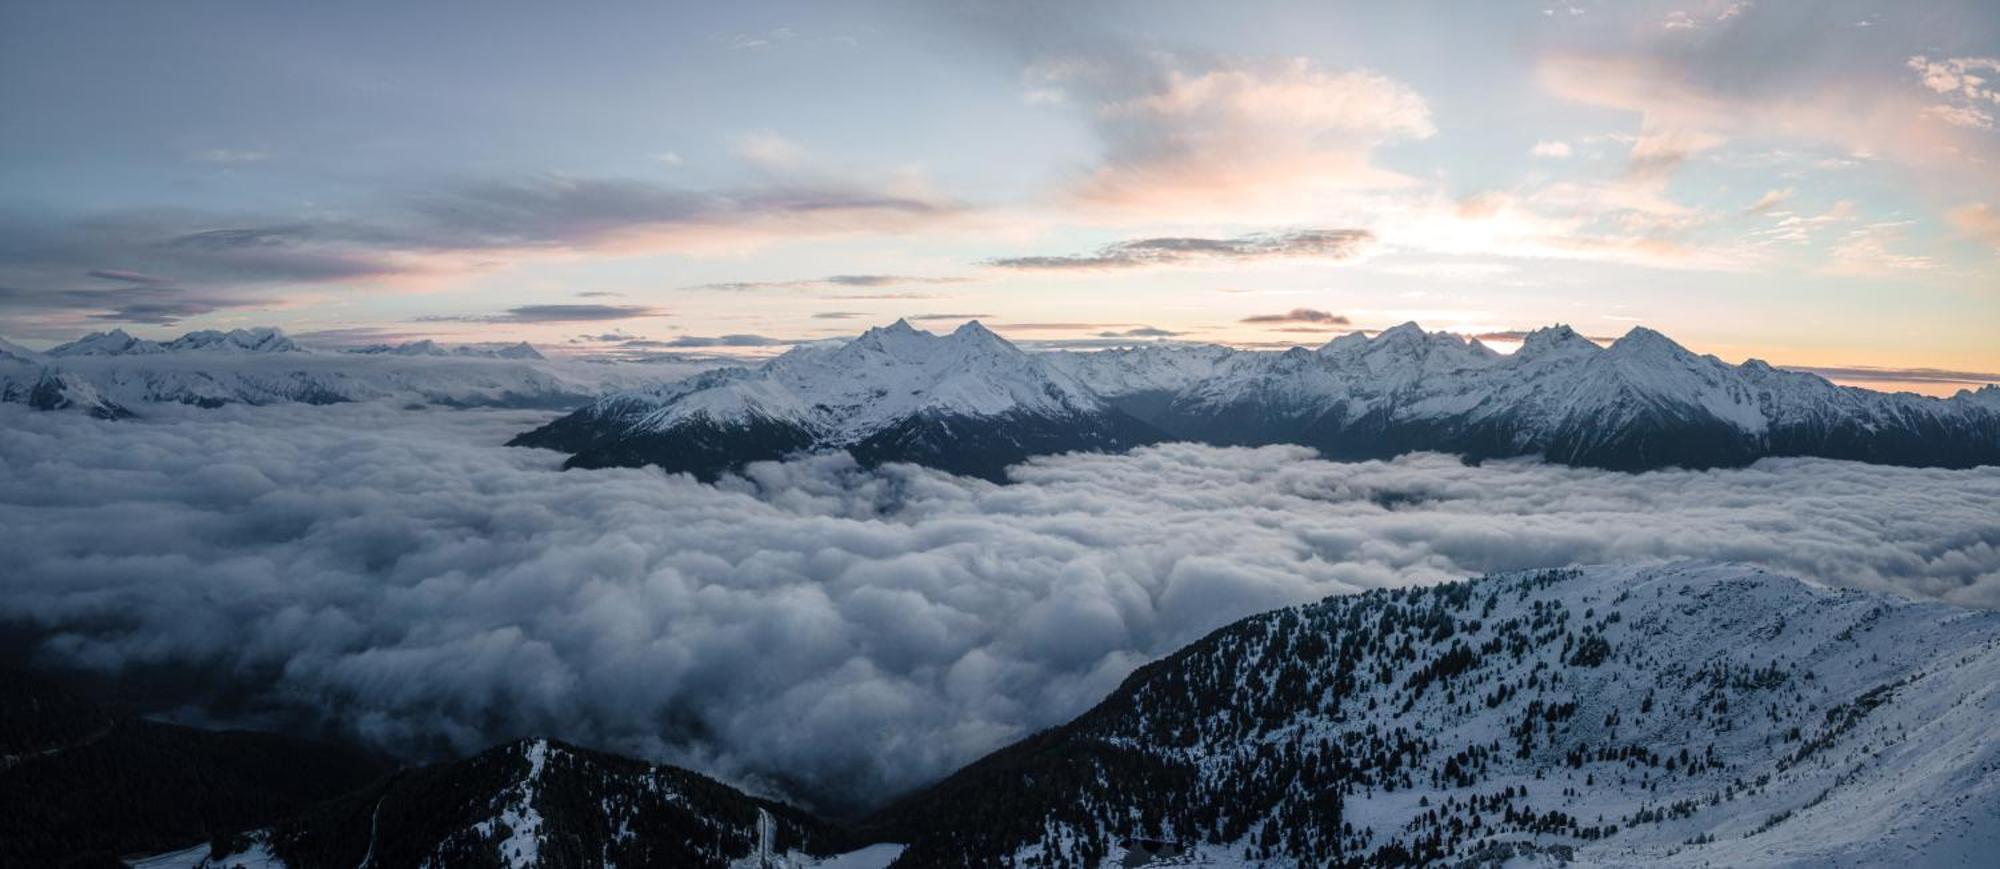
{"left": 1, "top": 0, "right": 1997, "bottom": 393}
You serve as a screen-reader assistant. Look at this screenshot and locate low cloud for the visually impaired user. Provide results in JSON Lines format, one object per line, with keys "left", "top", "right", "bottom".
{"left": 1, "top": 405, "right": 1993, "bottom": 815}
{"left": 988, "top": 228, "right": 1374, "bottom": 271}
{"left": 682, "top": 275, "right": 970, "bottom": 292}
{"left": 625, "top": 334, "right": 788, "bottom": 348}
{"left": 1240, "top": 308, "right": 1350, "bottom": 325}
{"left": 417, "top": 304, "right": 665, "bottom": 323}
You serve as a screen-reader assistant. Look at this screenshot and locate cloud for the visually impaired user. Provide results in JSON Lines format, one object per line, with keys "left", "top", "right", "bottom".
{"left": 1782, "top": 363, "right": 2000, "bottom": 387}
{"left": 1824, "top": 221, "right": 1936, "bottom": 276}
{"left": 417, "top": 304, "right": 665, "bottom": 323}
{"left": 988, "top": 228, "right": 1374, "bottom": 271}
{"left": 626, "top": 334, "right": 788, "bottom": 348}
{"left": 906, "top": 313, "right": 994, "bottom": 322}
{"left": 0, "top": 170, "right": 964, "bottom": 330}
{"left": 1947, "top": 203, "right": 2000, "bottom": 251}
{"left": 1909, "top": 56, "right": 2000, "bottom": 130}
{"left": 194, "top": 148, "right": 271, "bottom": 164}
{"left": 0, "top": 281, "right": 262, "bottom": 326}
{"left": 681, "top": 274, "right": 970, "bottom": 292}
{"left": 1095, "top": 327, "right": 1180, "bottom": 338}
{"left": 1028, "top": 55, "right": 1434, "bottom": 217}
{"left": 1530, "top": 140, "right": 1573, "bottom": 158}
{"left": 1, "top": 405, "right": 1994, "bottom": 815}
{"left": 1240, "top": 308, "right": 1350, "bottom": 325}
{"left": 1746, "top": 188, "right": 1794, "bottom": 214}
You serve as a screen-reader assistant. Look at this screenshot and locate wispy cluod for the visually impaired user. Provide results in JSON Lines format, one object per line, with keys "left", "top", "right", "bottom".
{"left": 416, "top": 304, "right": 663, "bottom": 323}
{"left": 907, "top": 312, "right": 994, "bottom": 321}
{"left": 988, "top": 228, "right": 1374, "bottom": 270}
{"left": 623, "top": 334, "right": 787, "bottom": 348}
{"left": 1241, "top": 308, "right": 1350, "bottom": 325}
{"left": 1784, "top": 364, "right": 2000, "bottom": 387}
{"left": 0, "top": 167, "right": 965, "bottom": 328}
{"left": 0, "top": 281, "right": 258, "bottom": 327}
{"left": 682, "top": 274, "right": 970, "bottom": 292}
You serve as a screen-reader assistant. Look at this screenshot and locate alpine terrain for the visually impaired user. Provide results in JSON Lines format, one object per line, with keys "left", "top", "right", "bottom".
{"left": 513, "top": 320, "right": 2000, "bottom": 481}
{"left": 60, "top": 562, "right": 2000, "bottom": 867}
{"left": 866, "top": 562, "right": 2000, "bottom": 867}
{"left": 510, "top": 319, "right": 1163, "bottom": 481}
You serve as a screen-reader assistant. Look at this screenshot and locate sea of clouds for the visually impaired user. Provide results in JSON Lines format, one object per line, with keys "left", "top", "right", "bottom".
{"left": 2, "top": 402, "right": 1996, "bottom": 813}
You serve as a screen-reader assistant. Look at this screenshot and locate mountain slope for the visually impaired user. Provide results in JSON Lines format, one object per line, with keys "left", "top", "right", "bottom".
{"left": 511, "top": 320, "right": 1164, "bottom": 481}
{"left": 176, "top": 738, "right": 871, "bottom": 869}
{"left": 0, "top": 669, "right": 393, "bottom": 867}
{"left": 866, "top": 563, "right": 2000, "bottom": 867}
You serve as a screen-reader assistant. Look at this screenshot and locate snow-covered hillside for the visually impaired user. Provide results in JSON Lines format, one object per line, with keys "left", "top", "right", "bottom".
{"left": 518, "top": 320, "right": 2000, "bottom": 481}
{"left": 143, "top": 738, "right": 895, "bottom": 869}
{"left": 870, "top": 562, "right": 2000, "bottom": 867}
{"left": 0, "top": 327, "right": 714, "bottom": 415}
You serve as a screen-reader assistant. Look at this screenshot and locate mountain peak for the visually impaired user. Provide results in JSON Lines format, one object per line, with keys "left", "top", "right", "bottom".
{"left": 1608, "top": 325, "right": 1694, "bottom": 360}
{"left": 47, "top": 329, "right": 163, "bottom": 357}
{"left": 948, "top": 319, "right": 1011, "bottom": 349}
{"left": 1515, "top": 323, "right": 1601, "bottom": 360}
{"left": 1318, "top": 330, "right": 1372, "bottom": 356}
{"left": 1372, "top": 321, "right": 1428, "bottom": 343}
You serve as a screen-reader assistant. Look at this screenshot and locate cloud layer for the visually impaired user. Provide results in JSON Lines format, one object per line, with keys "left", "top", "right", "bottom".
{"left": 988, "top": 229, "right": 1374, "bottom": 271}
{"left": 0, "top": 404, "right": 1994, "bottom": 815}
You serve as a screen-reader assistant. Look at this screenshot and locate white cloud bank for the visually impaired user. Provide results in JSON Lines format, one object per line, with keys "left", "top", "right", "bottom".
{"left": 1, "top": 404, "right": 1995, "bottom": 812}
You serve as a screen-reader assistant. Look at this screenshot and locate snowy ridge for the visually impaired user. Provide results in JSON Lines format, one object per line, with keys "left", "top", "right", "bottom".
{"left": 0, "top": 327, "right": 713, "bottom": 413}
{"left": 627, "top": 319, "right": 1109, "bottom": 443}
{"left": 512, "top": 319, "right": 1161, "bottom": 480}
{"left": 519, "top": 320, "right": 2000, "bottom": 479}
{"left": 871, "top": 561, "right": 2000, "bottom": 866}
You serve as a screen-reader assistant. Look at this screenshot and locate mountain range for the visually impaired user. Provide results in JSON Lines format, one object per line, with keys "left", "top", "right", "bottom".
{"left": 17, "top": 562, "right": 1997, "bottom": 867}
{"left": 0, "top": 328, "right": 712, "bottom": 417}
{"left": 513, "top": 319, "right": 2000, "bottom": 481}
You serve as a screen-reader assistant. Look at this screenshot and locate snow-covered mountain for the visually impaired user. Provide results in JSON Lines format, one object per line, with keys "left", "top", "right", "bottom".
{"left": 0, "top": 327, "right": 713, "bottom": 415}
{"left": 518, "top": 320, "right": 2000, "bottom": 480}
{"left": 867, "top": 562, "right": 2000, "bottom": 866}
{"left": 346, "top": 338, "right": 546, "bottom": 360}
{"left": 510, "top": 319, "right": 1163, "bottom": 481}
{"left": 47, "top": 326, "right": 303, "bottom": 356}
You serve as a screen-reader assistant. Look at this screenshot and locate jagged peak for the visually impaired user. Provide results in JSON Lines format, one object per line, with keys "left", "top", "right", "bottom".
{"left": 1515, "top": 324, "right": 1601, "bottom": 360}
{"left": 1318, "top": 330, "right": 1372, "bottom": 356}
{"left": 1371, "top": 321, "right": 1428, "bottom": 343}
